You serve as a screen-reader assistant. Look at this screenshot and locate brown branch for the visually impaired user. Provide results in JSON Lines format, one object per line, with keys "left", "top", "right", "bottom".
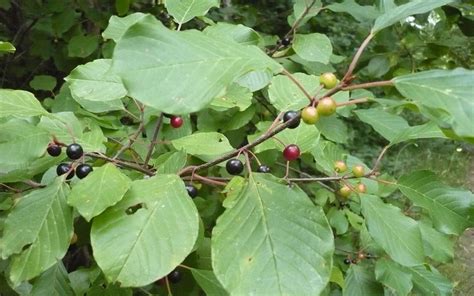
{"left": 336, "top": 98, "right": 369, "bottom": 107}
{"left": 342, "top": 33, "right": 375, "bottom": 82}
{"left": 370, "top": 145, "right": 391, "bottom": 175}
{"left": 87, "top": 152, "right": 155, "bottom": 176}
{"left": 179, "top": 115, "right": 300, "bottom": 176}
{"left": 144, "top": 113, "right": 164, "bottom": 167}
{"left": 113, "top": 109, "right": 145, "bottom": 160}
{"left": 183, "top": 174, "right": 227, "bottom": 187}
{"left": 281, "top": 69, "right": 313, "bottom": 102}
{"left": 342, "top": 80, "right": 393, "bottom": 91}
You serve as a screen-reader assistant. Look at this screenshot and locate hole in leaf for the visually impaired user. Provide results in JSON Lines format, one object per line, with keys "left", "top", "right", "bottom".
{"left": 22, "top": 243, "right": 32, "bottom": 251}
{"left": 125, "top": 203, "right": 144, "bottom": 215}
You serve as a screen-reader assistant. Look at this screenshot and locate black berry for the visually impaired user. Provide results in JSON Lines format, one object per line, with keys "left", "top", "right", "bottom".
{"left": 343, "top": 258, "right": 351, "bottom": 265}
{"left": 76, "top": 164, "right": 93, "bottom": 179}
{"left": 226, "top": 159, "right": 244, "bottom": 175}
{"left": 185, "top": 184, "right": 198, "bottom": 198}
{"left": 281, "top": 37, "right": 291, "bottom": 46}
{"left": 120, "top": 116, "right": 134, "bottom": 126}
{"left": 351, "top": 259, "right": 358, "bottom": 264}
{"left": 283, "top": 111, "right": 300, "bottom": 129}
{"left": 66, "top": 143, "right": 83, "bottom": 160}
{"left": 257, "top": 165, "right": 271, "bottom": 173}
{"left": 47, "top": 145, "right": 62, "bottom": 157}
{"left": 167, "top": 269, "right": 182, "bottom": 284}
{"left": 56, "top": 163, "right": 74, "bottom": 180}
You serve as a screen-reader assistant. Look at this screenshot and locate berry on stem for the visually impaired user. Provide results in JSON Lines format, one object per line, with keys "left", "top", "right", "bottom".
{"left": 320, "top": 72, "right": 338, "bottom": 89}
{"left": 47, "top": 144, "right": 62, "bottom": 157}
{"left": 343, "top": 258, "right": 351, "bottom": 265}
{"left": 334, "top": 160, "right": 347, "bottom": 173}
{"left": 66, "top": 143, "right": 83, "bottom": 160}
{"left": 170, "top": 116, "right": 184, "bottom": 128}
{"left": 339, "top": 185, "right": 352, "bottom": 198}
{"left": 280, "top": 37, "right": 291, "bottom": 46}
{"left": 316, "top": 97, "right": 337, "bottom": 116}
{"left": 185, "top": 184, "right": 198, "bottom": 198}
{"left": 283, "top": 144, "right": 300, "bottom": 161}
{"left": 257, "top": 165, "right": 271, "bottom": 173}
{"left": 357, "top": 183, "right": 367, "bottom": 193}
{"left": 167, "top": 269, "right": 182, "bottom": 283}
{"left": 283, "top": 111, "right": 300, "bottom": 129}
{"left": 57, "top": 163, "right": 74, "bottom": 180}
{"left": 301, "top": 106, "right": 319, "bottom": 124}
{"left": 352, "top": 165, "right": 365, "bottom": 178}
{"left": 76, "top": 164, "right": 93, "bottom": 179}
{"left": 226, "top": 159, "right": 244, "bottom": 175}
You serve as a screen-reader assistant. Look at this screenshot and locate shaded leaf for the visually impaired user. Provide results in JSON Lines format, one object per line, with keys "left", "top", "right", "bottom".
{"left": 343, "top": 265, "right": 383, "bottom": 296}
{"left": 30, "top": 262, "right": 74, "bottom": 296}
{"left": 407, "top": 265, "right": 453, "bottom": 295}
{"left": 375, "top": 258, "right": 413, "bottom": 296}
{"left": 191, "top": 269, "right": 228, "bottom": 296}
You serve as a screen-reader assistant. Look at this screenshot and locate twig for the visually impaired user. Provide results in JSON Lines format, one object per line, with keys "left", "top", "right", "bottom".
{"left": 144, "top": 113, "right": 164, "bottom": 166}
{"left": 113, "top": 110, "right": 145, "bottom": 160}
{"left": 184, "top": 174, "right": 227, "bottom": 187}
{"left": 370, "top": 145, "right": 391, "bottom": 175}
{"left": 179, "top": 114, "right": 300, "bottom": 176}
{"left": 87, "top": 152, "right": 154, "bottom": 176}
{"left": 342, "top": 80, "right": 393, "bottom": 91}
{"left": 336, "top": 98, "right": 369, "bottom": 107}
{"left": 281, "top": 69, "right": 313, "bottom": 102}
{"left": 342, "top": 33, "right": 374, "bottom": 82}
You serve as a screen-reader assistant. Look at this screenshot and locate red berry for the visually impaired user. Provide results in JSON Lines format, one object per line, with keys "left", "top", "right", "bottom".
{"left": 283, "top": 144, "right": 300, "bottom": 161}
{"left": 170, "top": 116, "right": 183, "bottom": 128}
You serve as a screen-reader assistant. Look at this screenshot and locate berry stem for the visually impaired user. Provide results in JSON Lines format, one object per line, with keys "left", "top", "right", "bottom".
{"left": 369, "top": 144, "right": 391, "bottom": 175}
{"left": 342, "top": 32, "right": 375, "bottom": 82}
{"left": 164, "top": 277, "right": 172, "bottom": 296}
{"left": 113, "top": 110, "right": 145, "bottom": 160}
{"left": 281, "top": 69, "right": 313, "bottom": 102}
{"left": 87, "top": 152, "right": 154, "bottom": 176}
{"left": 336, "top": 97, "right": 369, "bottom": 107}
{"left": 342, "top": 80, "right": 394, "bottom": 91}
{"left": 144, "top": 113, "right": 165, "bottom": 166}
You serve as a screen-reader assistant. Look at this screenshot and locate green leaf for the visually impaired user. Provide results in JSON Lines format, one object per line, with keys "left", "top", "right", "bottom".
{"left": 418, "top": 221, "right": 455, "bottom": 263}
{"left": 329, "top": 266, "right": 344, "bottom": 288}
{"left": 289, "top": 0, "right": 322, "bottom": 27}
{"left": 212, "top": 174, "right": 334, "bottom": 295}
{"left": 154, "top": 150, "right": 188, "bottom": 174}
{"left": 327, "top": 208, "right": 349, "bottom": 235}
{"left": 293, "top": 33, "right": 332, "bottom": 64}
{"left": 360, "top": 194, "right": 424, "bottom": 266}
{"left": 68, "top": 163, "right": 132, "bottom": 221}
{"left": 0, "top": 120, "right": 50, "bottom": 175}
{"left": 372, "top": 0, "right": 454, "bottom": 33}
{"left": 172, "top": 132, "right": 233, "bottom": 159}
{"left": 0, "top": 179, "right": 73, "bottom": 285}
{"left": 30, "top": 262, "right": 74, "bottom": 296}
{"left": 393, "top": 68, "right": 474, "bottom": 138}
{"left": 406, "top": 265, "right": 452, "bottom": 295}
{"left": 115, "top": 0, "right": 130, "bottom": 16}
{"left": 311, "top": 139, "right": 346, "bottom": 174}
{"left": 29, "top": 75, "right": 57, "bottom": 91}
{"left": 165, "top": 0, "right": 219, "bottom": 26}
{"left": 65, "top": 59, "right": 127, "bottom": 102}
{"left": 316, "top": 116, "right": 348, "bottom": 144}
{"left": 327, "top": 0, "right": 380, "bottom": 22}
{"left": 198, "top": 107, "right": 255, "bottom": 133}
{"left": 0, "top": 89, "right": 48, "bottom": 118}
{"left": 375, "top": 258, "right": 413, "bottom": 296}
{"left": 204, "top": 23, "right": 261, "bottom": 46}
{"left": 355, "top": 109, "right": 446, "bottom": 144}
{"left": 398, "top": 170, "right": 474, "bottom": 235}
{"left": 0, "top": 41, "right": 15, "bottom": 53}
{"left": 112, "top": 17, "right": 280, "bottom": 114}
{"left": 268, "top": 73, "right": 319, "bottom": 112}
{"left": 68, "top": 35, "right": 99, "bottom": 58}
{"left": 235, "top": 70, "right": 273, "bottom": 92}
{"left": 103, "top": 13, "right": 148, "bottom": 42}
{"left": 367, "top": 55, "right": 390, "bottom": 77}
{"left": 191, "top": 269, "right": 228, "bottom": 296}
{"left": 343, "top": 265, "right": 384, "bottom": 296}
{"left": 210, "top": 83, "right": 253, "bottom": 111}
{"left": 91, "top": 175, "right": 199, "bottom": 287}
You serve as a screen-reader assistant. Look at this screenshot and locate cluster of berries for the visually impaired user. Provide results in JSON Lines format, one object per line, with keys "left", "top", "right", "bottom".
{"left": 333, "top": 161, "right": 367, "bottom": 197}
{"left": 47, "top": 143, "right": 92, "bottom": 180}
{"left": 344, "top": 252, "right": 374, "bottom": 265}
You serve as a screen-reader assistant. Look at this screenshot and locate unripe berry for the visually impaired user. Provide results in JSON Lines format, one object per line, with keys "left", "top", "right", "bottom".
{"left": 357, "top": 183, "right": 367, "bottom": 193}
{"left": 352, "top": 165, "right": 365, "bottom": 178}
{"left": 320, "top": 72, "right": 338, "bottom": 89}
{"left": 316, "top": 97, "right": 337, "bottom": 116}
{"left": 334, "top": 161, "right": 347, "bottom": 173}
{"left": 339, "top": 185, "right": 351, "bottom": 198}
{"left": 301, "top": 106, "right": 319, "bottom": 124}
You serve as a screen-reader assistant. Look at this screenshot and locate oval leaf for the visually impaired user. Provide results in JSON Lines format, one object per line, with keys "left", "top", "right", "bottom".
{"left": 360, "top": 194, "right": 425, "bottom": 266}
{"left": 91, "top": 174, "right": 199, "bottom": 287}
{"left": 68, "top": 163, "right": 132, "bottom": 221}
{"left": 0, "top": 89, "right": 48, "bottom": 118}
{"left": 293, "top": 33, "right": 332, "bottom": 64}
{"left": 212, "top": 174, "right": 334, "bottom": 295}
